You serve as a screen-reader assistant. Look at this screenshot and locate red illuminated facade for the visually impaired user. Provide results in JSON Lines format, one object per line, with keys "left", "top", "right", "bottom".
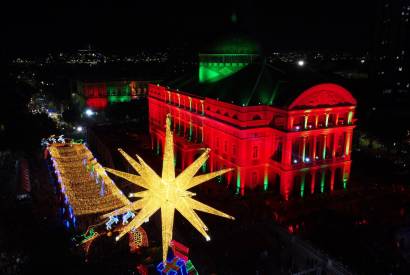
{"left": 148, "top": 61, "right": 357, "bottom": 199}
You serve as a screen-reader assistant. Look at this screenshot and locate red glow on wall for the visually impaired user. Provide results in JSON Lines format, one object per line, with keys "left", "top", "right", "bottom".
{"left": 148, "top": 82, "right": 356, "bottom": 199}
{"left": 86, "top": 98, "right": 108, "bottom": 109}
{"left": 289, "top": 83, "right": 357, "bottom": 110}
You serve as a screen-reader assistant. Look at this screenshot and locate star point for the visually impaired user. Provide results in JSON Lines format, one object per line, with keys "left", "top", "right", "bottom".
{"left": 102, "top": 114, "right": 234, "bottom": 262}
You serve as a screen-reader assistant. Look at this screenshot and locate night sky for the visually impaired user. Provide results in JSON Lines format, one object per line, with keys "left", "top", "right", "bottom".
{"left": 2, "top": 0, "right": 375, "bottom": 55}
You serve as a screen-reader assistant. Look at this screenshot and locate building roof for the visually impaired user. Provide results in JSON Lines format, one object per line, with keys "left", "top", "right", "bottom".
{"left": 164, "top": 60, "right": 349, "bottom": 109}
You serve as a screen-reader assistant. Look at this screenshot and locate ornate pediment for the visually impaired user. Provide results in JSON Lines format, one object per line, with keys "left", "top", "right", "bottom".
{"left": 289, "top": 83, "right": 356, "bottom": 109}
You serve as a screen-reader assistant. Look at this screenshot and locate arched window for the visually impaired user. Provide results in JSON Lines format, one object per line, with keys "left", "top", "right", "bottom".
{"left": 224, "top": 112, "right": 230, "bottom": 117}
{"left": 216, "top": 109, "right": 221, "bottom": 114}
{"left": 232, "top": 114, "right": 238, "bottom": 120}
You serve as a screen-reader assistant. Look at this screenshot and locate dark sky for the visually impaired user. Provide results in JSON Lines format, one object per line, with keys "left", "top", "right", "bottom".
{"left": 2, "top": 0, "right": 375, "bottom": 55}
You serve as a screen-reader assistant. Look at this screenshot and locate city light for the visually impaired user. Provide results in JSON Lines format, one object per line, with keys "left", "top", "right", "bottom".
{"left": 76, "top": 126, "right": 83, "bottom": 132}
{"left": 297, "top": 60, "right": 305, "bottom": 66}
{"left": 85, "top": 109, "right": 94, "bottom": 116}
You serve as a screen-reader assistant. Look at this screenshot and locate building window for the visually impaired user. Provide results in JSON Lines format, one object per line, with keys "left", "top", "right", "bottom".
{"left": 252, "top": 146, "right": 258, "bottom": 159}
{"left": 252, "top": 115, "right": 261, "bottom": 120}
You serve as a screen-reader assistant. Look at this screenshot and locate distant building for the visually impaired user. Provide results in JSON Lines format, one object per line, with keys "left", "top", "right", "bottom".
{"left": 77, "top": 80, "right": 150, "bottom": 109}
{"left": 375, "top": 0, "right": 410, "bottom": 94}
{"left": 148, "top": 40, "right": 357, "bottom": 198}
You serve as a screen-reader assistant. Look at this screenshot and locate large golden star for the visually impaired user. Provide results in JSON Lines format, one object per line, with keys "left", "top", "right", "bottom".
{"left": 101, "top": 114, "right": 234, "bottom": 262}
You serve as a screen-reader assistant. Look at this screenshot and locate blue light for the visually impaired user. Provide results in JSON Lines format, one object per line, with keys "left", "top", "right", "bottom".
{"left": 122, "top": 211, "right": 135, "bottom": 225}
{"left": 85, "top": 109, "right": 94, "bottom": 117}
{"left": 100, "top": 183, "right": 105, "bottom": 197}
{"left": 105, "top": 216, "right": 119, "bottom": 230}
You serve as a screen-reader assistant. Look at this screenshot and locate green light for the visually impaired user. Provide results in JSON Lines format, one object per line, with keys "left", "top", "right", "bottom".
{"left": 231, "top": 12, "right": 237, "bottom": 23}
{"left": 198, "top": 38, "right": 259, "bottom": 83}
{"left": 300, "top": 174, "right": 306, "bottom": 198}
{"left": 156, "top": 140, "right": 160, "bottom": 156}
{"left": 108, "top": 96, "right": 131, "bottom": 103}
{"left": 304, "top": 116, "right": 308, "bottom": 129}
{"left": 202, "top": 160, "right": 207, "bottom": 173}
{"left": 199, "top": 62, "right": 246, "bottom": 83}
{"left": 302, "top": 138, "right": 306, "bottom": 162}
{"left": 188, "top": 121, "right": 193, "bottom": 141}
{"left": 236, "top": 167, "right": 241, "bottom": 194}
{"left": 322, "top": 136, "right": 327, "bottom": 159}
{"left": 348, "top": 111, "right": 353, "bottom": 125}
{"left": 343, "top": 178, "right": 348, "bottom": 190}
{"left": 106, "top": 83, "right": 131, "bottom": 103}
{"left": 320, "top": 171, "right": 325, "bottom": 193}
{"left": 263, "top": 167, "right": 268, "bottom": 191}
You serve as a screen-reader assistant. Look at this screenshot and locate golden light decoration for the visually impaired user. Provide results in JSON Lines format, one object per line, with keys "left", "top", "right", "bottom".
{"left": 48, "top": 143, "right": 129, "bottom": 215}
{"left": 102, "top": 114, "right": 235, "bottom": 262}
{"left": 129, "top": 227, "right": 148, "bottom": 253}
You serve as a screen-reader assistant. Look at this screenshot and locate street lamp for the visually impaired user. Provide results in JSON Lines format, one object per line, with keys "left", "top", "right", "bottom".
{"left": 85, "top": 109, "right": 94, "bottom": 117}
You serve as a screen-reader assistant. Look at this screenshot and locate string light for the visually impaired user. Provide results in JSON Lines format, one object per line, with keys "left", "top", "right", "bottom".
{"left": 48, "top": 143, "right": 129, "bottom": 216}
{"left": 103, "top": 113, "right": 235, "bottom": 262}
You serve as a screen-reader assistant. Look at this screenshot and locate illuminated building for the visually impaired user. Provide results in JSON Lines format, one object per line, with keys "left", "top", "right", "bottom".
{"left": 148, "top": 47, "right": 357, "bottom": 199}
{"left": 79, "top": 80, "right": 150, "bottom": 109}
